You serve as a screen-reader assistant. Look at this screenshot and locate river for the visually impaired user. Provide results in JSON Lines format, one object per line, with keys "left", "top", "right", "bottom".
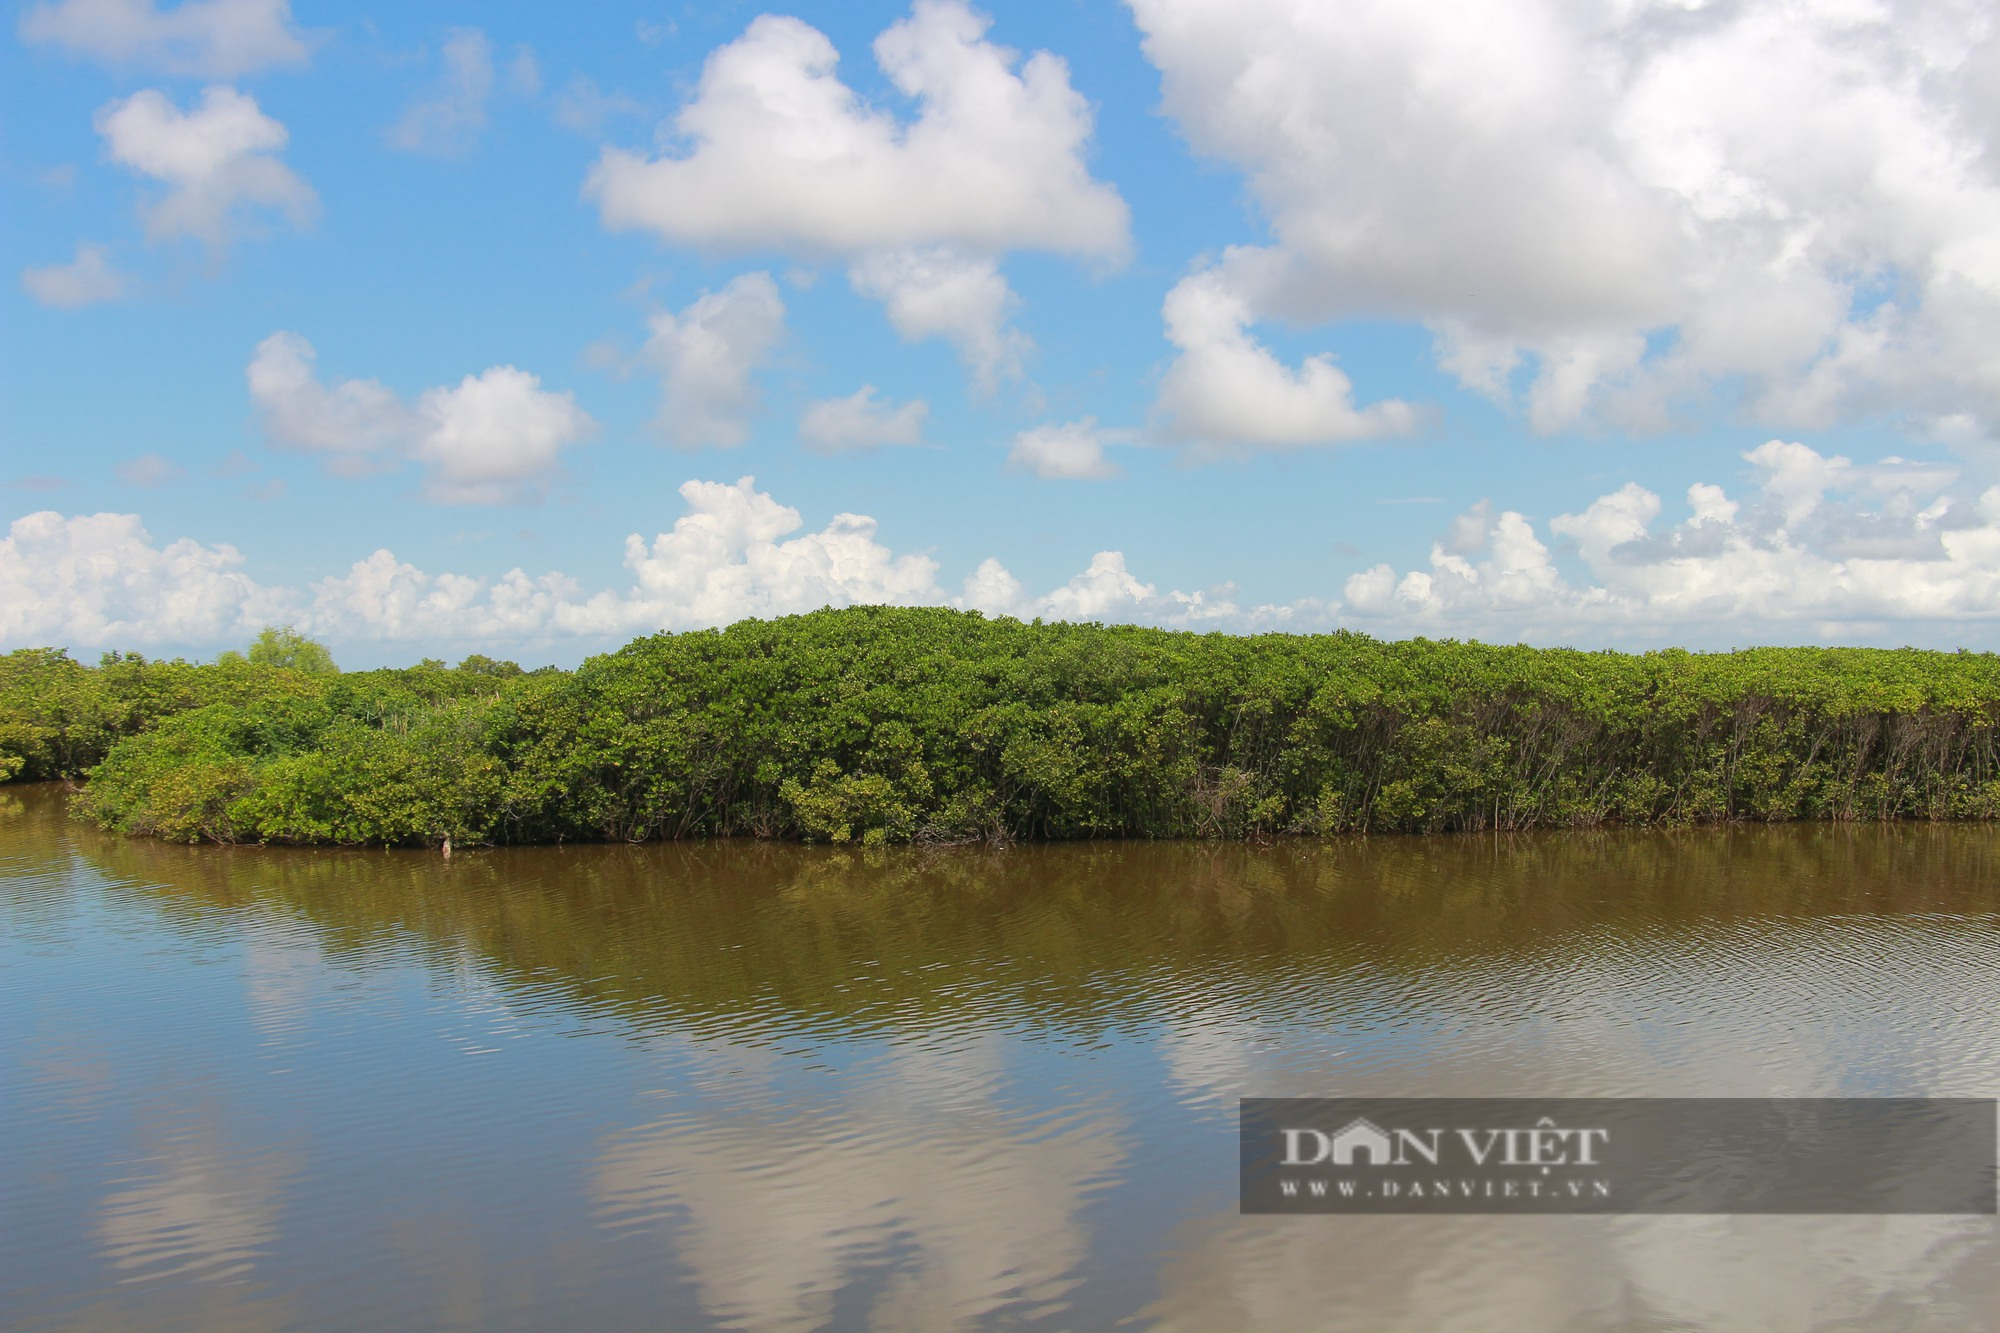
{"left": 3, "top": 783, "right": 1997, "bottom": 1330}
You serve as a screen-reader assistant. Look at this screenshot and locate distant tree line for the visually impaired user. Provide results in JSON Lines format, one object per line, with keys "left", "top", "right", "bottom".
{"left": 7, "top": 606, "right": 2000, "bottom": 846}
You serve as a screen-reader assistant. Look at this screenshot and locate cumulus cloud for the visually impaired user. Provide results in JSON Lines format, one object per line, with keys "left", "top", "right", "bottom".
{"left": 955, "top": 550, "right": 1259, "bottom": 626}
{"left": 246, "top": 331, "right": 593, "bottom": 502}
{"left": 849, "top": 247, "right": 1032, "bottom": 394}
{"left": 247, "top": 332, "right": 418, "bottom": 470}
{"left": 1344, "top": 441, "right": 2000, "bottom": 641}
{"left": 388, "top": 29, "right": 496, "bottom": 155}
{"left": 587, "top": 1, "right": 1124, "bottom": 386}
{"left": 798, "top": 386, "right": 927, "bottom": 452}
{"left": 304, "top": 477, "right": 947, "bottom": 642}
{"left": 1155, "top": 267, "right": 1419, "bottom": 450}
{"left": 19, "top": 0, "right": 311, "bottom": 77}
{"left": 0, "top": 511, "right": 282, "bottom": 649}
{"left": 21, "top": 447, "right": 2000, "bottom": 655}
{"left": 411, "top": 368, "right": 596, "bottom": 505}
{"left": 607, "top": 479, "right": 943, "bottom": 628}
{"left": 1006, "top": 419, "right": 1118, "bottom": 479}
{"left": 639, "top": 272, "right": 786, "bottom": 449}
{"left": 1129, "top": 0, "right": 2000, "bottom": 435}
{"left": 95, "top": 86, "right": 315, "bottom": 248}
{"left": 585, "top": 0, "right": 1126, "bottom": 260}
{"left": 304, "top": 551, "right": 596, "bottom": 646}
{"left": 20, "top": 243, "right": 129, "bottom": 308}
{"left": 0, "top": 479, "right": 1257, "bottom": 654}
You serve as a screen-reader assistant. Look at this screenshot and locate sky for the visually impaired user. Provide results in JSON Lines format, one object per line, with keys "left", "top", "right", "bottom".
{"left": 6, "top": 0, "right": 2000, "bottom": 666}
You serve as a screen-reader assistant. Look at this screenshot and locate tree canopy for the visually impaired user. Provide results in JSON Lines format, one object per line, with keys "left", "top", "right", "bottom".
{"left": 5, "top": 607, "right": 2000, "bottom": 846}
{"left": 242, "top": 626, "right": 340, "bottom": 675}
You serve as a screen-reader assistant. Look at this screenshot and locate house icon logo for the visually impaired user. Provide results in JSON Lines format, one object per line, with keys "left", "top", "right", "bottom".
{"left": 1329, "top": 1117, "right": 1395, "bottom": 1165}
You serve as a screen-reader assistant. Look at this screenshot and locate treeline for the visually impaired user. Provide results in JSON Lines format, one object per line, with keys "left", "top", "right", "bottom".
{"left": 8, "top": 606, "right": 2000, "bottom": 845}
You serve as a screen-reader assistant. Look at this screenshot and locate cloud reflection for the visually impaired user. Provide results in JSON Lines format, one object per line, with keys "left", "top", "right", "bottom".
{"left": 1145, "top": 915, "right": 2000, "bottom": 1331}
{"left": 592, "top": 1038, "right": 1128, "bottom": 1330}
{"left": 98, "top": 1135, "right": 295, "bottom": 1284}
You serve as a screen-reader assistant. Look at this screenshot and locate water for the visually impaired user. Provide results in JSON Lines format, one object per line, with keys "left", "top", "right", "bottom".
{"left": 3, "top": 783, "right": 1998, "bottom": 1331}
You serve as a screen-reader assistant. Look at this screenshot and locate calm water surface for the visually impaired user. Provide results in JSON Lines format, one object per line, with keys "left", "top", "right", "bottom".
{"left": 3, "top": 784, "right": 1999, "bottom": 1331}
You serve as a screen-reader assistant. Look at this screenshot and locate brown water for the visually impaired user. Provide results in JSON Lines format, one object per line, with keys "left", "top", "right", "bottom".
{"left": 3, "top": 783, "right": 1998, "bottom": 1331}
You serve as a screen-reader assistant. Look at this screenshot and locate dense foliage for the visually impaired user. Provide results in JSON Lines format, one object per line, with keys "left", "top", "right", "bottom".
{"left": 225, "top": 624, "right": 342, "bottom": 675}
{"left": 9, "top": 607, "right": 2000, "bottom": 845}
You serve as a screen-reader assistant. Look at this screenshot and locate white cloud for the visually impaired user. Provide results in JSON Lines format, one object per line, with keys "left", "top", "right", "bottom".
{"left": 956, "top": 549, "right": 1260, "bottom": 627}
{"left": 19, "top": 0, "right": 310, "bottom": 77}
{"left": 0, "top": 479, "right": 1255, "bottom": 654}
{"left": 246, "top": 332, "right": 593, "bottom": 502}
{"left": 1343, "top": 441, "right": 2000, "bottom": 642}
{"left": 799, "top": 386, "right": 927, "bottom": 452}
{"left": 1155, "top": 267, "right": 1419, "bottom": 449}
{"left": 304, "top": 477, "right": 948, "bottom": 642}
{"left": 608, "top": 479, "right": 944, "bottom": 629}
{"left": 639, "top": 272, "right": 786, "bottom": 449}
{"left": 388, "top": 29, "right": 496, "bottom": 155}
{"left": 412, "top": 368, "right": 596, "bottom": 505}
{"left": 0, "top": 511, "right": 281, "bottom": 649}
{"left": 956, "top": 558, "right": 1026, "bottom": 619}
{"left": 1129, "top": 0, "right": 2000, "bottom": 435}
{"left": 247, "top": 332, "right": 416, "bottom": 470}
{"left": 1006, "top": 419, "right": 1117, "bottom": 479}
{"left": 304, "top": 551, "right": 595, "bottom": 645}
{"left": 95, "top": 86, "right": 315, "bottom": 248}
{"left": 20, "top": 243, "right": 129, "bottom": 308}
{"left": 587, "top": 2, "right": 1123, "bottom": 396}
{"left": 22, "top": 447, "right": 2000, "bottom": 655}
{"left": 849, "top": 247, "right": 1031, "bottom": 394}
{"left": 1021, "top": 552, "right": 1162, "bottom": 620}
{"left": 585, "top": 0, "right": 1127, "bottom": 260}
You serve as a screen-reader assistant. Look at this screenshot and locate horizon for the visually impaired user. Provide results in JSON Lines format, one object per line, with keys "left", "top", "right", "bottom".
{"left": 20, "top": 601, "right": 2000, "bottom": 679}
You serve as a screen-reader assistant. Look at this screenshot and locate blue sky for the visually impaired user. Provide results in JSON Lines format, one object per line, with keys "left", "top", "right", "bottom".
{"left": 6, "top": 0, "right": 2000, "bottom": 665}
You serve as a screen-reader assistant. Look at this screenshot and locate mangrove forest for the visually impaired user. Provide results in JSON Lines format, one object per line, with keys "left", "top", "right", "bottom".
{"left": 7, "top": 606, "right": 2000, "bottom": 846}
